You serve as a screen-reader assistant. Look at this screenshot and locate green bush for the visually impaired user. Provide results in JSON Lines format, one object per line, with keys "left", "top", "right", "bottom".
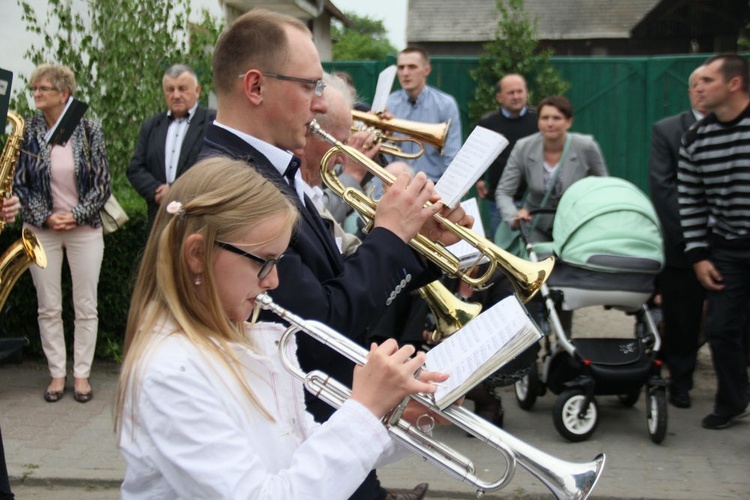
{"left": 0, "top": 186, "right": 148, "bottom": 363}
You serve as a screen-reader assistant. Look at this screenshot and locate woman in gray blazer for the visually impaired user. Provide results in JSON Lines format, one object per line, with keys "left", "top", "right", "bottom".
{"left": 495, "top": 96, "right": 608, "bottom": 242}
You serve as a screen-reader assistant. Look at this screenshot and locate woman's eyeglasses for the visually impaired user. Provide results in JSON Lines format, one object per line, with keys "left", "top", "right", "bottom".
{"left": 29, "top": 86, "right": 58, "bottom": 94}
{"left": 215, "top": 241, "right": 284, "bottom": 279}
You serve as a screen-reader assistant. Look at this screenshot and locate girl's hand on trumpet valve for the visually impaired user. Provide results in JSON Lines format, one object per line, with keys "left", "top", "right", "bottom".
{"left": 351, "top": 338, "right": 448, "bottom": 420}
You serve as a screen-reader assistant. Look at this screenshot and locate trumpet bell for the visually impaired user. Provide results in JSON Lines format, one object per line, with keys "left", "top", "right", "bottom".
{"left": 418, "top": 280, "right": 482, "bottom": 343}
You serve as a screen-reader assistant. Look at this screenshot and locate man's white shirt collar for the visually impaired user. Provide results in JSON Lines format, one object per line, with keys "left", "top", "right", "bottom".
{"left": 167, "top": 102, "right": 199, "bottom": 123}
{"left": 212, "top": 121, "right": 305, "bottom": 202}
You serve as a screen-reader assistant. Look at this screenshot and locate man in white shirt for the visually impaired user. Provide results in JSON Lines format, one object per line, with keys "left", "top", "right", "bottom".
{"left": 127, "top": 64, "right": 215, "bottom": 225}
{"left": 385, "top": 47, "right": 462, "bottom": 183}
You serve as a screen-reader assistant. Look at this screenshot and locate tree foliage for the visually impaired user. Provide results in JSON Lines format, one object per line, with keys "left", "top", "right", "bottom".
{"left": 740, "top": 0, "right": 750, "bottom": 49}
{"left": 332, "top": 12, "right": 397, "bottom": 61}
{"left": 13, "top": 0, "right": 222, "bottom": 195}
{"left": 469, "top": 0, "right": 568, "bottom": 123}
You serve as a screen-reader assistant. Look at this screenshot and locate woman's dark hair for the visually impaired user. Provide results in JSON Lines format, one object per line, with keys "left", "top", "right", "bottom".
{"left": 537, "top": 95, "right": 573, "bottom": 119}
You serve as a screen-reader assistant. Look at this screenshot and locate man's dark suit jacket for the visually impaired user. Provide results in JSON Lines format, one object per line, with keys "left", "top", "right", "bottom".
{"left": 201, "top": 123, "right": 436, "bottom": 421}
{"left": 649, "top": 110, "right": 697, "bottom": 268}
{"left": 127, "top": 106, "right": 216, "bottom": 223}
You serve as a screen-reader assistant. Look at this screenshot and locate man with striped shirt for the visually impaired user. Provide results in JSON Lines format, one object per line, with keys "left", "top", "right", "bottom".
{"left": 677, "top": 53, "right": 750, "bottom": 430}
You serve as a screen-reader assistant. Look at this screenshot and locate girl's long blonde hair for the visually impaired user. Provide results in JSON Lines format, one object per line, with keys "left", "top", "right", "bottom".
{"left": 114, "top": 156, "right": 298, "bottom": 435}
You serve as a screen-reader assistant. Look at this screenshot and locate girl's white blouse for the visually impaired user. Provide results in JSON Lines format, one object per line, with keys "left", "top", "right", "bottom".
{"left": 119, "top": 320, "right": 403, "bottom": 499}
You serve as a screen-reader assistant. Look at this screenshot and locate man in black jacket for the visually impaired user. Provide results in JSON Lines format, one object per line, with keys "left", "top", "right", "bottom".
{"left": 649, "top": 65, "right": 707, "bottom": 409}
{"left": 201, "top": 10, "right": 469, "bottom": 500}
{"left": 127, "top": 64, "right": 215, "bottom": 226}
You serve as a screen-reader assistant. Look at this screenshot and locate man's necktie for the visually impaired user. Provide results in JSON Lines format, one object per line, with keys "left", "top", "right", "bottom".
{"left": 284, "top": 156, "right": 301, "bottom": 185}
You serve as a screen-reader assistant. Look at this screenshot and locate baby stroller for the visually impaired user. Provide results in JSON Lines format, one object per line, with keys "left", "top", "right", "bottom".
{"left": 513, "top": 176, "right": 667, "bottom": 443}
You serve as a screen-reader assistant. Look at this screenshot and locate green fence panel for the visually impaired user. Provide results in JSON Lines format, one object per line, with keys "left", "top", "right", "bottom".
{"left": 553, "top": 57, "right": 649, "bottom": 189}
{"left": 322, "top": 60, "right": 389, "bottom": 107}
{"left": 324, "top": 54, "right": 733, "bottom": 196}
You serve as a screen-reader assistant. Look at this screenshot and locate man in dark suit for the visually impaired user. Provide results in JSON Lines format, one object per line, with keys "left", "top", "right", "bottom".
{"left": 201, "top": 10, "right": 469, "bottom": 500}
{"left": 127, "top": 64, "right": 215, "bottom": 226}
{"left": 649, "top": 65, "right": 708, "bottom": 409}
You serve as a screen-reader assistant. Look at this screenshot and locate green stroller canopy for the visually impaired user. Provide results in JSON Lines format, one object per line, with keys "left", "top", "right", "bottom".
{"left": 550, "top": 177, "right": 664, "bottom": 274}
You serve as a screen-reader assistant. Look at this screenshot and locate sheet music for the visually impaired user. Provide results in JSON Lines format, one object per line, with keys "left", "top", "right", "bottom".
{"left": 371, "top": 65, "right": 397, "bottom": 113}
{"left": 445, "top": 197, "right": 489, "bottom": 267}
{"left": 435, "top": 126, "right": 509, "bottom": 208}
{"left": 425, "top": 295, "right": 536, "bottom": 406}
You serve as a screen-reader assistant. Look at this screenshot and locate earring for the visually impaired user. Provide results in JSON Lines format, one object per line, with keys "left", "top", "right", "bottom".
{"left": 194, "top": 275, "right": 202, "bottom": 286}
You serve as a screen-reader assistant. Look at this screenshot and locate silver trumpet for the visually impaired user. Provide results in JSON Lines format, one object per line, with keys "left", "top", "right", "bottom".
{"left": 257, "top": 293, "right": 606, "bottom": 499}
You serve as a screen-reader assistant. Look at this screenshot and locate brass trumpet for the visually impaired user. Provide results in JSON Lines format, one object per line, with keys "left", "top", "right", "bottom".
{"left": 351, "top": 110, "right": 450, "bottom": 159}
{"left": 258, "top": 292, "right": 606, "bottom": 499}
{"left": 309, "top": 120, "right": 555, "bottom": 301}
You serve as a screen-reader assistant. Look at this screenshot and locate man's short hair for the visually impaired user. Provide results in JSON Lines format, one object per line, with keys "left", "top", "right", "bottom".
{"left": 704, "top": 53, "right": 750, "bottom": 94}
{"left": 399, "top": 46, "right": 430, "bottom": 65}
{"left": 212, "top": 8, "right": 310, "bottom": 96}
{"left": 163, "top": 64, "right": 198, "bottom": 85}
{"left": 496, "top": 73, "right": 527, "bottom": 94}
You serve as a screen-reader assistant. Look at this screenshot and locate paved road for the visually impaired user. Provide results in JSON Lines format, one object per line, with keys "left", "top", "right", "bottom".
{"left": 1, "top": 306, "right": 748, "bottom": 499}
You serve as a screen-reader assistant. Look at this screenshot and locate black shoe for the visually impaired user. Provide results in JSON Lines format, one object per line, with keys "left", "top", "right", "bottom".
{"left": 701, "top": 405, "right": 750, "bottom": 430}
{"left": 669, "top": 390, "right": 691, "bottom": 409}
{"left": 43, "top": 378, "right": 66, "bottom": 403}
{"left": 385, "top": 482, "right": 429, "bottom": 500}
{"left": 43, "top": 387, "right": 64, "bottom": 402}
{"left": 74, "top": 388, "right": 94, "bottom": 403}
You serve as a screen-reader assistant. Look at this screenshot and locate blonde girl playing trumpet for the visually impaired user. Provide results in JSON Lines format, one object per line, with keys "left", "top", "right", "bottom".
{"left": 114, "top": 157, "right": 446, "bottom": 498}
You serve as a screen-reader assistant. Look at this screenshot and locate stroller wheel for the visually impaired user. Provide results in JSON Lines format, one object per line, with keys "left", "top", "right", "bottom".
{"left": 617, "top": 390, "right": 640, "bottom": 407}
{"left": 647, "top": 388, "right": 668, "bottom": 444}
{"left": 553, "top": 389, "right": 599, "bottom": 442}
{"left": 514, "top": 362, "right": 539, "bottom": 411}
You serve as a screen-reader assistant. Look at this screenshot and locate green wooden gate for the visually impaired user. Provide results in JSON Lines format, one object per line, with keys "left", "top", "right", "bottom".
{"left": 324, "top": 54, "right": 714, "bottom": 194}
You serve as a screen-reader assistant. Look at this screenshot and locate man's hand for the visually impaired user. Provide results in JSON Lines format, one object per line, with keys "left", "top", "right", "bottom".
{"left": 373, "top": 171, "right": 442, "bottom": 243}
{"left": 154, "top": 184, "right": 170, "bottom": 205}
{"left": 475, "top": 179, "right": 488, "bottom": 199}
{"left": 419, "top": 201, "right": 473, "bottom": 247}
{"left": 379, "top": 110, "right": 394, "bottom": 121}
{"left": 2, "top": 195, "right": 20, "bottom": 224}
{"left": 342, "top": 131, "right": 379, "bottom": 183}
{"left": 693, "top": 259, "right": 724, "bottom": 291}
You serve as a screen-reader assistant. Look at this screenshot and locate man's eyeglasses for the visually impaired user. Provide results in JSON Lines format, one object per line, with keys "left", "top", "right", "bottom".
{"left": 215, "top": 241, "right": 284, "bottom": 279}
{"left": 29, "top": 86, "right": 58, "bottom": 94}
{"left": 238, "top": 71, "right": 326, "bottom": 96}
